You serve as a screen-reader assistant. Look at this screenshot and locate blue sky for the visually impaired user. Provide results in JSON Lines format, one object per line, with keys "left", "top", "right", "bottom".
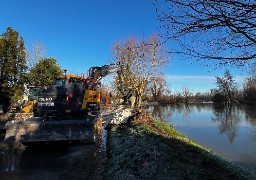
{"left": 0, "top": 0, "right": 249, "bottom": 93}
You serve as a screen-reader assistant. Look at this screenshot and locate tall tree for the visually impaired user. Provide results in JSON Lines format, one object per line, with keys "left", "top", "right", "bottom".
{"left": 154, "top": 0, "right": 256, "bottom": 63}
{"left": 0, "top": 27, "right": 27, "bottom": 111}
{"left": 28, "top": 57, "right": 63, "bottom": 86}
{"left": 181, "top": 86, "right": 193, "bottom": 104}
{"left": 26, "top": 41, "right": 46, "bottom": 70}
{"left": 149, "top": 74, "right": 167, "bottom": 101}
{"left": 243, "top": 63, "right": 256, "bottom": 104}
{"left": 215, "top": 70, "right": 237, "bottom": 104}
{"left": 243, "top": 77, "right": 256, "bottom": 104}
{"left": 113, "top": 35, "right": 168, "bottom": 107}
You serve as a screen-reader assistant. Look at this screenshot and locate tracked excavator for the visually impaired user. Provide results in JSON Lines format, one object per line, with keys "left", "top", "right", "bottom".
{"left": 4, "top": 63, "right": 117, "bottom": 143}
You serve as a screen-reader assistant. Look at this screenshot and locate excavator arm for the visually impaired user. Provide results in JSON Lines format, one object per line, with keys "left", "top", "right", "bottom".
{"left": 86, "top": 63, "right": 117, "bottom": 90}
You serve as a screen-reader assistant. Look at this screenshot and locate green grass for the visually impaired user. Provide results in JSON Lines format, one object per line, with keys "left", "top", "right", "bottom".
{"left": 106, "top": 119, "right": 255, "bottom": 180}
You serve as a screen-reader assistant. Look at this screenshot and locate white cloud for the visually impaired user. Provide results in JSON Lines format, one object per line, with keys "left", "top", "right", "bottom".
{"left": 166, "top": 75, "right": 246, "bottom": 93}
{"left": 166, "top": 75, "right": 246, "bottom": 83}
{"left": 167, "top": 75, "right": 215, "bottom": 82}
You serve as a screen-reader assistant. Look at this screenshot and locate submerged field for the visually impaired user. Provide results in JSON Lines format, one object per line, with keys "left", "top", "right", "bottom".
{"left": 105, "top": 110, "right": 255, "bottom": 180}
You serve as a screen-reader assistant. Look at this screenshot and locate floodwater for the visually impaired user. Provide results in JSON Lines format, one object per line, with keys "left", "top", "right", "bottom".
{"left": 0, "top": 125, "right": 107, "bottom": 179}
{"left": 145, "top": 104, "right": 256, "bottom": 174}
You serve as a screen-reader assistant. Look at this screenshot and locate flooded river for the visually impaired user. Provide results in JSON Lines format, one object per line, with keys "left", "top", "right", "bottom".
{"left": 145, "top": 104, "right": 256, "bottom": 174}
{"left": 1, "top": 105, "right": 255, "bottom": 177}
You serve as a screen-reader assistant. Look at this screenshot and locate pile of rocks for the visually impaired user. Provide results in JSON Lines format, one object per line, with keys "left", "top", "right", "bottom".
{"left": 102, "top": 106, "right": 133, "bottom": 125}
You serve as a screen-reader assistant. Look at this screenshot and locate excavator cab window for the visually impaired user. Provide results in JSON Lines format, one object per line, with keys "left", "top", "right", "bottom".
{"left": 55, "top": 78, "right": 67, "bottom": 85}
{"left": 68, "top": 77, "right": 82, "bottom": 84}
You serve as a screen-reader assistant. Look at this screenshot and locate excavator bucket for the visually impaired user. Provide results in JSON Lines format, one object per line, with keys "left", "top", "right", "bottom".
{"left": 4, "top": 115, "right": 102, "bottom": 144}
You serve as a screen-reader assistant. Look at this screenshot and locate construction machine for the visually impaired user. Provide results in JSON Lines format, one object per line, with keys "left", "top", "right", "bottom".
{"left": 4, "top": 63, "right": 117, "bottom": 144}
{"left": 4, "top": 86, "right": 41, "bottom": 113}
{"left": 21, "top": 86, "right": 41, "bottom": 113}
{"left": 34, "top": 64, "right": 116, "bottom": 117}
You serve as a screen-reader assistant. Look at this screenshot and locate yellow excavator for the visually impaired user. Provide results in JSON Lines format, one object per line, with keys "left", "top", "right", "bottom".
{"left": 4, "top": 63, "right": 130, "bottom": 143}
{"left": 20, "top": 86, "right": 41, "bottom": 113}
{"left": 34, "top": 64, "right": 116, "bottom": 117}
{"left": 4, "top": 86, "right": 40, "bottom": 113}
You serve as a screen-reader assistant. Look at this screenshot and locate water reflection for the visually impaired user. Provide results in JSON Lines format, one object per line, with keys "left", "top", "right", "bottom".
{"left": 0, "top": 120, "right": 106, "bottom": 179}
{"left": 175, "top": 104, "right": 192, "bottom": 120}
{"left": 194, "top": 104, "right": 213, "bottom": 113}
{"left": 147, "top": 104, "right": 252, "bottom": 143}
{"left": 0, "top": 142, "right": 25, "bottom": 172}
{"left": 145, "top": 104, "right": 256, "bottom": 173}
{"left": 151, "top": 105, "right": 172, "bottom": 122}
{"left": 242, "top": 106, "right": 256, "bottom": 126}
{"left": 144, "top": 104, "right": 193, "bottom": 122}
{"left": 211, "top": 105, "right": 242, "bottom": 143}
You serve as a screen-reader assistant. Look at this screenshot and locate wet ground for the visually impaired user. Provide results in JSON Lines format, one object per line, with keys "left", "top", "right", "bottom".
{"left": 0, "top": 136, "right": 107, "bottom": 180}
{"left": 0, "top": 113, "right": 108, "bottom": 180}
{"left": 0, "top": 143, "right": 104, "bottom": 179}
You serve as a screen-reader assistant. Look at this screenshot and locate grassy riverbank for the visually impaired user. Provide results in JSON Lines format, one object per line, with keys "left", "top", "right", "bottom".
{"left": 105, "top": 110, "right": 255, "bottom": 179}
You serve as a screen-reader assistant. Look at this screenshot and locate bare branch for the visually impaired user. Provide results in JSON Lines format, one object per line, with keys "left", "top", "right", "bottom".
{"left": 155, "top": 0, "right": 256, "bottom": 62}
{"left": 112, "top": 35, "right": 169, "bottom": 107}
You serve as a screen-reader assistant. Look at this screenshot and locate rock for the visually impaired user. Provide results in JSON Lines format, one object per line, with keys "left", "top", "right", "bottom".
{"left": 102, "top": 106, "right": 133, "bottom": 125}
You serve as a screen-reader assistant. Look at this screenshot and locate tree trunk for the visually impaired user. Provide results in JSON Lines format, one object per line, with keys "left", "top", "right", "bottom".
{"left": 135, "top": 90, "right": 143, "bottom": 108}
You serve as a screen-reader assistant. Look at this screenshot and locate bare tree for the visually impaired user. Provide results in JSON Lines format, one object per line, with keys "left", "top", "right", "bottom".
{"left": 243, "top": 77, "right": 256, "bottom": 103}
{"left": 181, "top": 86, "right": 193, "bottom": 104}
{"left": 215, "top": 70, "right": 237, "bottom": 104}
{"left": 243, "top": 63, "right": 256, "bottom": 103}
{"left": 154, "top": 0, "right": 256, "bottom": 63}
{"left": 26, "top": 41, "right": 46, "bottom": 69}
{"left": 112, "top": 35, "right": 169, "bottom": 107}
{"left": 149, "top": 73, "right": 167, "bottom": 101}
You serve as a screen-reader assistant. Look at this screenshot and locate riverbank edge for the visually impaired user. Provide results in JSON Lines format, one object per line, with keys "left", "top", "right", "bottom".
{"left": 105, "top": 109, "right": 255, "bottom": 179}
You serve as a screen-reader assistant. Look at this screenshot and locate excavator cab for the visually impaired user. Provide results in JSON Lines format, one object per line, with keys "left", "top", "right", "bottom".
{"left": 35, "top": 74, "right": 86, "bottom": 117}
{"left": 54, "top": 78, "right": 67, "bottom": 86}
{"left": 54, "top": 75, "right": 83, "bottom": 86}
